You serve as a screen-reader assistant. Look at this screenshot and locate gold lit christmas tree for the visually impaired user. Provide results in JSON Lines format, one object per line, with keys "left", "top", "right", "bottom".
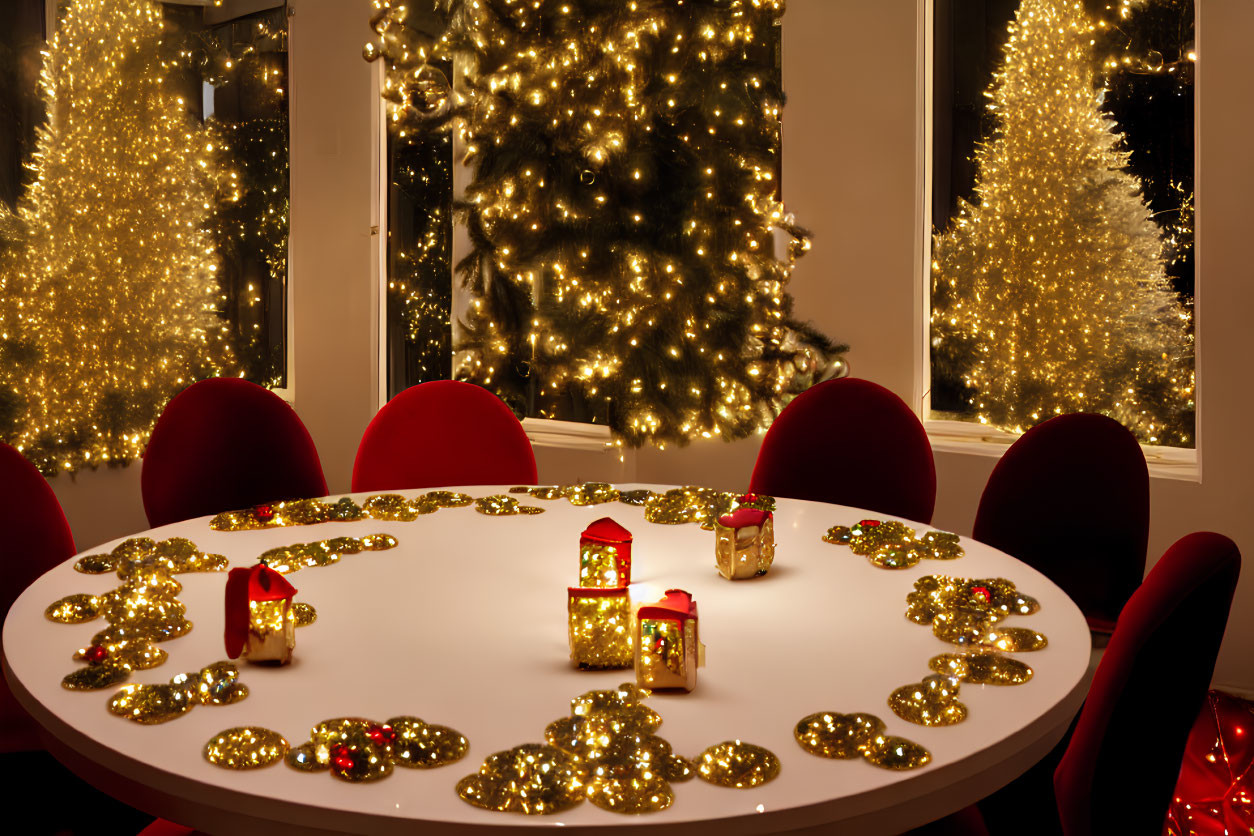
{"left": 931, "top": 0, "right": 1193, "bottom": 446}
{"left": 385, "top": 0, "right": 844, "bottom": 447}
{"left": 0, "top": 0, "right": 235, "bottom": 473}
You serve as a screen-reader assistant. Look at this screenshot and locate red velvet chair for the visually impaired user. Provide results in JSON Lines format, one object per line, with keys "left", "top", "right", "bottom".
{"left": 973, "top": 413, "right": 1148, "bottom": 634}
{"left": 351, "top": 380, "right": 538, "bottom": 492}
{"left": 141, "top": 378, "right": 328, "bottom": 528}
{"left": 748, "top": 378, "right": 936, "bottom": 523}
{"left": 0, "top": 441, "right": 76, "bottom": 753}
{"left": 1054, "top": 531, "right": 1240, "bottom": 835}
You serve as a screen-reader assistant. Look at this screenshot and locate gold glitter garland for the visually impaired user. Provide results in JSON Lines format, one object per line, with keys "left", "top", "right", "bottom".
{"left": 794, "top": 712, "right": 931, "bottom": 770}
{"left": 458, "top": 682, "right": 775, "bottom": 816}
{"left": 205, "top": 727, "right": 290, "bottom": 769}
{"left": 823, "top": 519, "right": 964, "bottom": 569}
{"left": 54, "top": 538, "right": 227, "bottom": 692}
{"left": 474, "top": 495, "right": 545, "bottom": 515}
{"left": 928, "top": 652, "right": 1033, "bottom": 686}
{"left": 277, "top": 716, "right": 468, "bottom": 782}
{"left": 510, "top": 484, "right": 774, "bottom": 529}
{"left": 108, "top": 661, "right": 248, "bottom": 724}
{"left": 257, "top": 534, "right": 398, "bottom": 575}
{"left": 210, "top": 492, "right": 483, "bottom": 531}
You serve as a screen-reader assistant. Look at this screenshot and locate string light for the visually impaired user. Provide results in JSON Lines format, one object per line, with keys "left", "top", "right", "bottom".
{"left": 930, "top": 0, "right": 1193, "bottom": 446}
{"left": 0, "top": 0, "right": 237, "bottom": 474}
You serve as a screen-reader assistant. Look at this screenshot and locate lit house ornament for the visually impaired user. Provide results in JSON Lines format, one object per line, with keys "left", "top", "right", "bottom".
{"left": 579, "top": 517, "right": 633, "bottom": 588}
{"left": 713, "top": 506, "right": 775, "bottom": 580}
{"left": 567, "top": 587, "right": 634, "bottom": 670}
{"left": 635, "top": 589, "right": 703, "bottom": 692}
{"left": 224, "top": 564, "right": 297, "bottom": 665}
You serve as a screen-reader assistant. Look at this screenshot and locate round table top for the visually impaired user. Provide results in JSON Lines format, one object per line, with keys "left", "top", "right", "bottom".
{"left": 3, "top": 484, "right": 1090, "bottom": 835}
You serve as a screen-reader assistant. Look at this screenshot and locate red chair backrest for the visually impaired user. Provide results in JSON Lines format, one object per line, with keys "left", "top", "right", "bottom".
{"left": 141, "top": 378, "right": 328, "bottom": 528}
{"left": 748, "top": 378, "right": 936, "bottom": 523}
{"left": 351, "top": 380, "right": 537, "bottom": 493}
{"left": 973, "top": 413, "right": 1148, "bottom": 632}
{"left": 1054, "top": 532, "right": 1241, "bottom": 836}
{"left": 0, "top": 441, "right": 76, "bottom": 751}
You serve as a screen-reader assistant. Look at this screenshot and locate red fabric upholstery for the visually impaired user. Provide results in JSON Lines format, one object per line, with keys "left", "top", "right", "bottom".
{"left": 141, "top": 378, "right": 328, "bottom": 528}
{"left": 748, "top": 378, "right": 936, "bottom": 523}
{"left": 1054, "top": 532, "right": 1241, "bottom": 836}
{"left": 137, "top": 820, "right": 195, "bottom": 836}
{"left": 0, "top": 441, "right": 76, "bottom": 753}
{"left": 351, "top": 380, "right": 537, "bottom": 492}
{"left": 972, "top": 413, "right": 1149, "bottom": 633}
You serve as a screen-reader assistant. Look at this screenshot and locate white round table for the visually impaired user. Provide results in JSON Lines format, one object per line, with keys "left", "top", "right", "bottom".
{"left": 2, "top": 485, "right": 1090, "bottom": 835}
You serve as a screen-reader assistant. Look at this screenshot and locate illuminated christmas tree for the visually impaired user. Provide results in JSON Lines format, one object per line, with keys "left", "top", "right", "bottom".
{"left": 0, "top": 0, "right": 235, "bottom": 473}
{"left": 420, "top": 0, "right": 843, "bottom": 447}
{"left": 931, "top": 0, "right": 1193, "bottom": 445}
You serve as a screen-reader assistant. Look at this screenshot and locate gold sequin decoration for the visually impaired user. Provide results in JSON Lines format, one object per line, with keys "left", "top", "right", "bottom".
{"left": 285, "top": 742, "right": 325, "bottom": 771}
{"left": 694, "top": 741, "right": 780, "bottom": 788}
{"left": 258, "top": 534, "right": 398, "bottom": 575}
{"left": 424, "top": 490, "right": 473, "bottom": 507}
{"left": 889, "top": 676, "right": 968, "bottom": 727}
{"left": 586, "top": 774, "right": 675, "bottom": 814}
{"left": 457, "top": 744, "right": 585, "bottom": 815}
{"left": 62, "top": 663, "right": 130, "bottom": 690}
{"left": 362, "top": 493, "right": 423, "bottom": 521}
{"left": 204, "top": 727, "right": 289, "bottom": 769}
{"left": 209, "top": 496, "right": 366, "bottom": 531}
{"left": 74, "top": 553, "right": 117, "bottom": 573}
{"left": 566, "top": 482, "right": 621, "bottom": 506}
{"left": 46, "top": 594, "right": 100, "bottom": 623}
{"left": 861, "top": 734, "right": 933, "bottom": 769}
{"left": 986, "top": 627, "right": 1049, "bottom": 652}
{"left": 107, "top": 662, "right": 248, "bottom": 724}
{"left": 516, "top": 485, "right": 566, "bottom": 500}
{"left": 475, "top": 495, "right": 545, "bottom": 515}
{"left": 824, "top": 519, "right": 965, "bottom": 568}
{"left": 794, "top": 712, "right": 885, "bottom": 759}
{"left": 74, "top": 640, "right": 167, "bottom": 670}
{"left": 292, "top": 602, "right": 317, "bottom": 627}
{"left": 793, "top": 711, "right": 933, "bottom": 770}
{"left": 929, "top": 652, "right": 1034, "bottom": 685}
{"left": 388, "top": 717, "right": 469, "bottom": 768}
{"left": 616, "top": 489, "right": 653, "bottom": 506}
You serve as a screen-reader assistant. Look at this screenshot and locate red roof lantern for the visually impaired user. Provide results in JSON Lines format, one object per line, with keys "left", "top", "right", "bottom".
{"left": 579, "top": 517, "right": 633, "bottom": 588}
{"left": 224, "top": 563, "right": 297, "bottom": 664}
{"left": 635, "top": 589, "right": 702, "bottom": 691}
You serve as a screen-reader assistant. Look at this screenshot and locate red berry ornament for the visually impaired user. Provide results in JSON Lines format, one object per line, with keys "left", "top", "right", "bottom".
{"left": 84, "top": 644, "right": 108, "bottom": 663}
{"left": 254, "top": 504, "right": 275, "bottom": 523}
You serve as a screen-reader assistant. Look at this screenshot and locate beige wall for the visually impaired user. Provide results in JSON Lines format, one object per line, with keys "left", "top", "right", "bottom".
{"left": 43, "top": 0, "right": 1254, "bottom": 693}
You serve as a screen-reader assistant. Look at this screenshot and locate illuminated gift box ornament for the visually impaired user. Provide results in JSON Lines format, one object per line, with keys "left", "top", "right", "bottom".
{"left": 225, "top": 564, "right": 297, "bottom": 665}
{"left": 567, "top": 587, "right": 634, "bottom": 669}
{"left": 713, "top": 506, "right": 775, "bottom": 579}
{"left": 635, "top": 589, "right": 703, "bottom": 692}
{"left": 579, "top": 517, "right": 633, "bottom": 588}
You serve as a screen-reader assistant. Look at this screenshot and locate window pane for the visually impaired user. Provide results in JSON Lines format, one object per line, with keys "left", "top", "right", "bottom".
{"left": 929, "top": 0, "right": 1195, "bottom": 447}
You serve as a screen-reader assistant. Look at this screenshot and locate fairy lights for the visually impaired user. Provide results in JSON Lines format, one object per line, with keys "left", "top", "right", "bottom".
{"left": 0, "top": 0, "right": 237, "bottom": 473}
{"left": 930, "top": 0, "right": 1193, "bottom": 446}
{"left": 368, "top": 0, "right": 846, "bottom": 447}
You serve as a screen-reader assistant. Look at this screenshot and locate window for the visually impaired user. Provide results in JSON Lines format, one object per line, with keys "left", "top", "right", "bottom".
{"left": 927, "top": 0, "right": 1195, "bottom": 450}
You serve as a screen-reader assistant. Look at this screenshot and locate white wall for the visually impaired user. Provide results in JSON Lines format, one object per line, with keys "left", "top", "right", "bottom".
{"left": 43, "top": 0, "right": 1254, "bottom": 694}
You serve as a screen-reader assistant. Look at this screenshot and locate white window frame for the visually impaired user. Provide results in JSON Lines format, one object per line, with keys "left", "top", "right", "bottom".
{"left": 914, "top": 0, "right": 1199, "bottom": 482}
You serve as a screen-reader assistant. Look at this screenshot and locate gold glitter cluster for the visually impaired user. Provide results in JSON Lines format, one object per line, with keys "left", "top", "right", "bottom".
{"left": 205, "top": 727, "right": 289, "bottom": 769}
{"left": 284, "top": 716, "right": 469, "bottom": 782}
{"left": 905, "top": 575, "right": 1047, "bottom": 651}
{"left": 883, "top": 576, "right": 1046, "bottom": 728}
{"left": 823, "top": 519, "right": 964, "bottom": 569}
{"left": 794, "top": 711, "right": 931, "bottom": 769}
{"left": 0, "top": 0, "right": 237, "bottom": 475}
{"left": 458, "top": 682, "right": 778, "bottom": 816}
{"left": 513, "top": 484, "right": 773, "bottom": 528}
{"left": 257, "top": 534, "right": 398, "bottom": 575}
{"left": 53, "top": 537, "right": 227, "bottom": 691}
{"left": 210, "top": 491, "right": 546, "bottom": 531}
{"left": 930, "top": 0, "right": 1194, "bottom": 445}
{"left": 109, "top": 661, "right": 247, "bottom": 725}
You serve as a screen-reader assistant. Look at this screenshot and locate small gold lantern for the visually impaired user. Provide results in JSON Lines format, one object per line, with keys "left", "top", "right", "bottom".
{"left": 224, "top": 564, "right": 297, "bottom": 665}
{"left": 567, "top": 587, "right": 634, "bottom": 669}
{"left": 713, "top": 506, "right": 775, "bottom": 579}
{"left": 635, "top": 589, "right": 702, "bottom": 692}
{"left": 578, "top": 517, "right": 633, "bottom": 588}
